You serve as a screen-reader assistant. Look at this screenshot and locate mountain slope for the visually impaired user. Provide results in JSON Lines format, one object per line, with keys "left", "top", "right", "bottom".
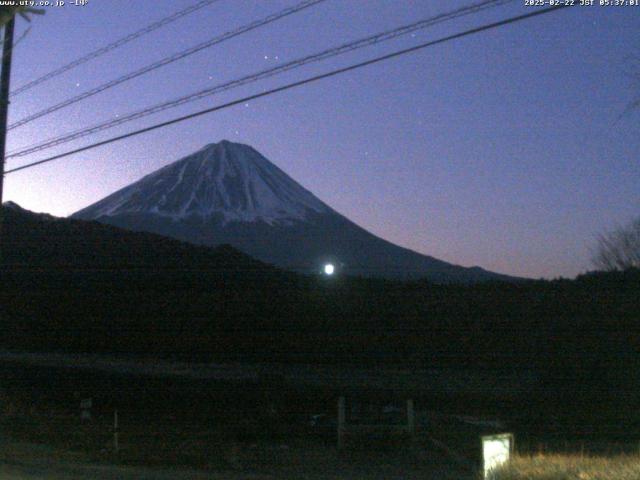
{"left": 1, "top": 200, "right": 271, "bottom": 273}
{"left": 73, "top": 140, "right": 515, "bottom": 283}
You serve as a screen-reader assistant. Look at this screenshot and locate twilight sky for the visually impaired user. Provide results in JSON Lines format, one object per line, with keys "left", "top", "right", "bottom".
{"left": 3, "top": 0, "right": 639, "bottom": 279}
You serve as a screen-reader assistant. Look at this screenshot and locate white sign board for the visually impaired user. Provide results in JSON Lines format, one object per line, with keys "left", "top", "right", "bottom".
{"left": 482, "top": 433, "right": 513, "bottom": 479}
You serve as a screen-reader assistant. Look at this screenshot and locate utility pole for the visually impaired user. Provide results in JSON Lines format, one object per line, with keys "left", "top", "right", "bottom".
{"left": 0, "top": 15, "right": 15, "bottom": 258}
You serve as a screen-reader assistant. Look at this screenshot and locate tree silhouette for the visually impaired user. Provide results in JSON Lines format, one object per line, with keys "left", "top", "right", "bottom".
{"left": 592, "top": 216, "right": 640, "bottom": 271}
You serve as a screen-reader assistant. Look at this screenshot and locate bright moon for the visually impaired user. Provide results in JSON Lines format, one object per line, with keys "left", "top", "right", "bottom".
{"left": 324, "top": 263, "right": 335, "bottom": 275}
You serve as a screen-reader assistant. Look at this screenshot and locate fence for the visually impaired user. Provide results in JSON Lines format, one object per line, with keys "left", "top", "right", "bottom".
{"left": 337, "top": 396, "right": 416, "bottom": 449}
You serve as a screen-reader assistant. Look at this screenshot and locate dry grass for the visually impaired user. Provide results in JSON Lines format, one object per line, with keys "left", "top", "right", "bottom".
{"left": 493, "top": 453, "right": 640, "bottom": 480}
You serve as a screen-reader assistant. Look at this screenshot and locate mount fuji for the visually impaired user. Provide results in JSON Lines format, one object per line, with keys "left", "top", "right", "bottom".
{"left": 72, "top": 140, "right": 513, "bottom": 282}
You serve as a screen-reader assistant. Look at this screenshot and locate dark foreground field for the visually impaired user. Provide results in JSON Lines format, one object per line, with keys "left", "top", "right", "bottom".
{"left": 2, "top": 357, "right": 640, "bottom": 479}
{"left": 0, "top": 438, "right": 469, "bottom": 480}
{"left": 2, "top": 207, "right": 639, "bottom": 478}
{"left": 0, "top": 361, "right": 474, "bottom": 479}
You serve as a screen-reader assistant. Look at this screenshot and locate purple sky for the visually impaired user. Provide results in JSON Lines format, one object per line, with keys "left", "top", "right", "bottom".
{"left": 3, "top": 1, "right": 639, "bottom": 279}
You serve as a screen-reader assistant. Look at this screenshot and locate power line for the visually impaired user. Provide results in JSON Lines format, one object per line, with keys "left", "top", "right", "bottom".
{"left": 8, "top": 0, "right": 514, "bottom": 159}
{"left": 5, "top": 4, "right": 572, "bottom": 176}
{"left": 10, "top": 0, "right": 222, "bottom": 97}
{"left": 8, "top": 0, "right": 328, "bottom": 131}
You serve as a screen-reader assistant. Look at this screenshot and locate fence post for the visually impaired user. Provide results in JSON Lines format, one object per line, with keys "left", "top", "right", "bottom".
{"left": 407, "top": 399, "right": 415, "bottom": 439}
{"left": 113, "top": 409, "right": 119, "bottom": 453}
{"left": 337, "top": 396, "right": 345, "bottom": 450}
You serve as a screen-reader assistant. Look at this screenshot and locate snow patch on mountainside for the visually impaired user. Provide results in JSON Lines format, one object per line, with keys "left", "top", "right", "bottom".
{"left": 76, "top": 140, "right": 329, "bottom": 226}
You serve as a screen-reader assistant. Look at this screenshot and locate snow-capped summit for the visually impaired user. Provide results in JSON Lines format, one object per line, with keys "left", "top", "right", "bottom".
{"left": 73, "top": 141, "right": 516, "bottom": 282}
{"left": 75, "top": 140, "right": 329, "bottom": 226}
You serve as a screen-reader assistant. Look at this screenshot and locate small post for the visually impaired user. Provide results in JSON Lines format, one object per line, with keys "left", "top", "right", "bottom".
{"left": 80, "top": 398, "right": 92, "bottom": 421}
{"left": 113, "top": 409, "right": 119, "bottom": 453}
{"left": 407, "top": 399, "right": 415, "bottom": 438}
{"left": 337, "top": 396, "right": 345, "bottom": 450}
